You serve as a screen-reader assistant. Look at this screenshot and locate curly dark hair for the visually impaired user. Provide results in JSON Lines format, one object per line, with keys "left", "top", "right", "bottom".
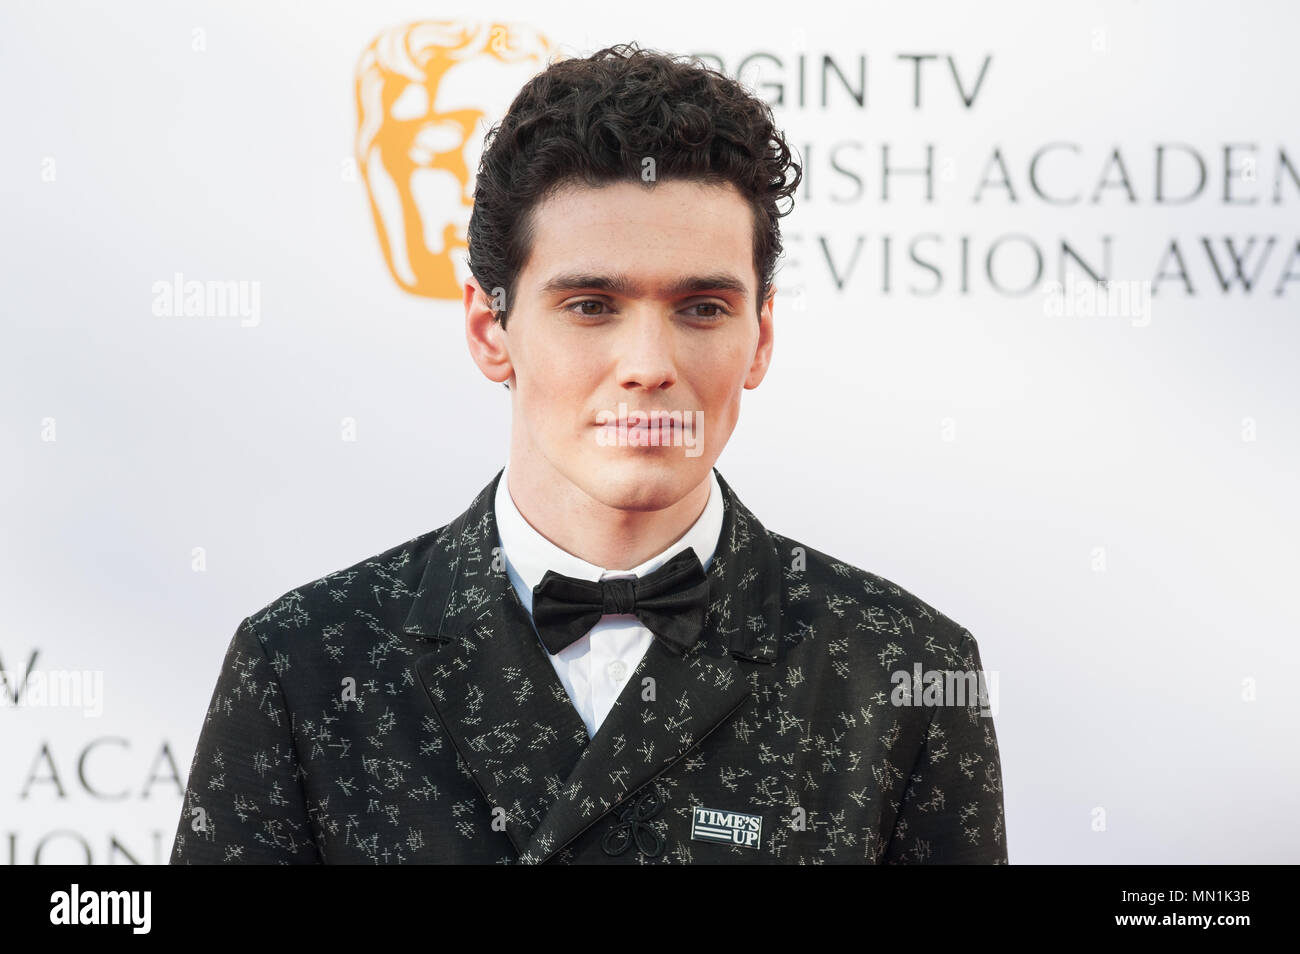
{"left": 466, "top": 42, "right": 802, "bottom": 329}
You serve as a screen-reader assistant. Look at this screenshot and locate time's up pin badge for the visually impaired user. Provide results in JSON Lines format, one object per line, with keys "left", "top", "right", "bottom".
{"left": 690, "top": 806, "right": 763, "bottom": 849}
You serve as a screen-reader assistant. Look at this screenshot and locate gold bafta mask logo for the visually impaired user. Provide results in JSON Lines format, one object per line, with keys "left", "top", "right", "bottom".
{"left": 355, "top": 21, "right": 555, "bottom": 299}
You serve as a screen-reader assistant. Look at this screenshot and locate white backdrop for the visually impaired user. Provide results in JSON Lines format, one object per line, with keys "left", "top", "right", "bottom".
{"left": 2, "top": 0, "right": 1297, "bottom": 863}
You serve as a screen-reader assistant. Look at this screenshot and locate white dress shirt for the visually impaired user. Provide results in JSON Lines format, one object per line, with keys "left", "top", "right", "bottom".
{"left": 494, "top": 463, "right": 724, "bottom": 739}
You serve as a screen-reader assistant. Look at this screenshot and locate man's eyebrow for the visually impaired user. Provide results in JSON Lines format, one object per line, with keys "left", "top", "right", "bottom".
{"left": 538, "top": 272, "right": 750, "bottom": 299}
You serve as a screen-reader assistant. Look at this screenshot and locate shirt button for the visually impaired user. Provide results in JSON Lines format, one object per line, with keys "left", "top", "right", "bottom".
{"left": 606, "top": 660, "right": 628, "bottom": 682}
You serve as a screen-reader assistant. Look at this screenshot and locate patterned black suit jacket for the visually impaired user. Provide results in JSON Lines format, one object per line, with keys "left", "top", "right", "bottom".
{"left": 170, "top": 467, "right": 1007, "bottom": 864}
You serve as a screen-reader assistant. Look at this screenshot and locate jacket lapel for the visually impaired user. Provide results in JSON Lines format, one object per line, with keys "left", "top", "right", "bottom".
{"left": 404, "top": 468, "right": 591, "bottom": 855}
{"left": 403, "top": 466, "right": 783, "bottom": 864}
{"left": 517, "top": 469, "right": 782, "bottom": 863}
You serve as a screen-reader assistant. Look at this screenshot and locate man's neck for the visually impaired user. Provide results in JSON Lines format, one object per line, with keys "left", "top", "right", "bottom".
{"left": 503, "top": 460, "right": 712, "bottom": 571}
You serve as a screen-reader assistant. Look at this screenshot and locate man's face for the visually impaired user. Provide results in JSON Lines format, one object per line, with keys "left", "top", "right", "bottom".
{"left": 478, "top": 178, "right": 774, "bottom": 513}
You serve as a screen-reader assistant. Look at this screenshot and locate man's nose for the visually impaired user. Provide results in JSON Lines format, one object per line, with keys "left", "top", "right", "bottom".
{"left": 616, "top": 311, "right": 679, "bottom": 391}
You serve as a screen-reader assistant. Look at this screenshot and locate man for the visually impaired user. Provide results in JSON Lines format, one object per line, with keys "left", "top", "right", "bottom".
{"left": 171, "top": 43, "right": 1007, "bottom": 864}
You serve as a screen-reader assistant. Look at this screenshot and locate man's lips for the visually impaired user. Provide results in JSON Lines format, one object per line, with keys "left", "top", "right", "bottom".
{"left": 593, "top": 421, "right": 683, "bottom": 434}
{"left": 591, "top": 413, "right": 687, "bottom": 425}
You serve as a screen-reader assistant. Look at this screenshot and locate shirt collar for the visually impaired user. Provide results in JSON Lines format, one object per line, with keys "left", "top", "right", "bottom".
{"left": 494, "top": 462, "right": 725, "bottom": 610}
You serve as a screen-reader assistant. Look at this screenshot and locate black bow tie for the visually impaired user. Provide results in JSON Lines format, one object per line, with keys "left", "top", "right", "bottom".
{"left": 531, "top": 548, "right": 710, "bottom": 656}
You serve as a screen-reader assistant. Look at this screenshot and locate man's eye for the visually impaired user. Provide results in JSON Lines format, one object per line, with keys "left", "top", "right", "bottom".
{"left": 567, "top": 299, "right": 609, "bottom": 317}
{"left": 689, "top": 302, "right": 729, "bottom": 320}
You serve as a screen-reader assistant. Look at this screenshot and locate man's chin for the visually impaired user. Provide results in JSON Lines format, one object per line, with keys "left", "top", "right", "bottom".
{"left": 576, "top": 452, "right": 701, "bottom": 513}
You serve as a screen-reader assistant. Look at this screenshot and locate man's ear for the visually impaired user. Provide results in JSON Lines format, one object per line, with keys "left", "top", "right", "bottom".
{"left": 465, "top": 277, "right": 513, "bottom": 388}
{"left": 744, "top": 285, "right": 776, "bottom": 390}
